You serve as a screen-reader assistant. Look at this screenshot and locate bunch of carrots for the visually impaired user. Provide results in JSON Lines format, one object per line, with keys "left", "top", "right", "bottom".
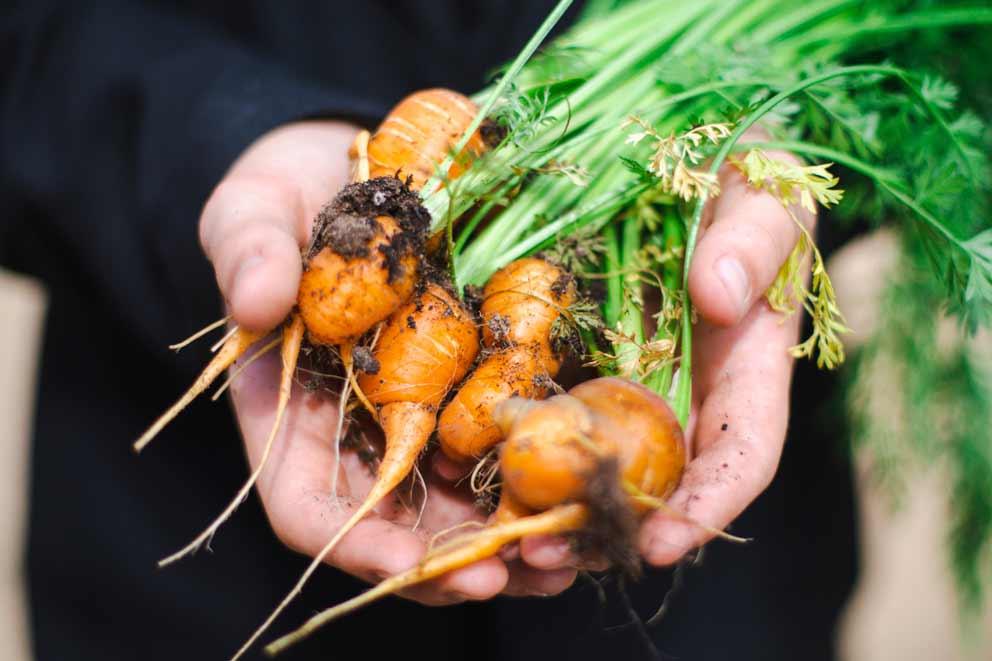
{"left": 132, "top": 0, "right": 992, "bottom": 657}
{"left": 139, "top": 84, "right": 697, "bottom": 657}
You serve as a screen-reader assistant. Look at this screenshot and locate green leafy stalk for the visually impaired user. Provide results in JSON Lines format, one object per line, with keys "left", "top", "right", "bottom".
{"left": 419, "top": 0, "right": 575, "bottom": 207}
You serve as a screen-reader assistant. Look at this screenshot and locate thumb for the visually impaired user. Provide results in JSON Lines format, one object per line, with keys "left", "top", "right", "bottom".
{"left": 688, "top": 161, "right": 813, "bottom": 326}
{"left": 198, "top": 121, "right": 359, "bottom": 331}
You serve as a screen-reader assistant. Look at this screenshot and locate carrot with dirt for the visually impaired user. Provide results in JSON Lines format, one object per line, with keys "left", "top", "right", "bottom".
{"left": 133, "top": 88, "right": 486, "bottom": 568}
{"left": 367, "top": 88, "right": 488, "bottom": 189}
{"left": 437, "top": 256, "right": 578, "bottom": 464}
{"left": 265, "top": 376, "right": 686, "bottom": 655}
{"left": 231, "top": 281, "right": 479, "bottom": 660}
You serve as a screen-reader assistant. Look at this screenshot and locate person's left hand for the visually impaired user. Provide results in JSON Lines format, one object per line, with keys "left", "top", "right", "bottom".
{"left": 516, "top": 150, "right": 810, "bottom": 572}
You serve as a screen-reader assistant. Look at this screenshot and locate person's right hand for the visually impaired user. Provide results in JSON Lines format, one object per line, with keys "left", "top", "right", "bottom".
{"left": 198, "top": 120, "right": 578, "bottom": 605}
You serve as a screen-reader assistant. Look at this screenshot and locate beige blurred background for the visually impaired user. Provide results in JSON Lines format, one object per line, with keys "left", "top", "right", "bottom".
{"left": 0, "top": 267, "right": 45, "bottom": 661}
{"left": 0, "top": 231, "right": 989, "bottom": 659}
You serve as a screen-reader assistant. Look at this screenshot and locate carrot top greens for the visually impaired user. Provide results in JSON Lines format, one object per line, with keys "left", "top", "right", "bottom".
{"left": 419, "top": 0, "right": 992, "bottom": 616}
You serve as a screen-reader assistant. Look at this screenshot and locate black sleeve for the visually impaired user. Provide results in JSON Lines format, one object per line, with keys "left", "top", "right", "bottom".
{"left": 0, "top": 1, "right": 386, "bottom": 348}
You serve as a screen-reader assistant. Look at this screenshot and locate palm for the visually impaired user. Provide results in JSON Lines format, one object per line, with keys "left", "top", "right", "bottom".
{"left": 229, "top": 344, "right": 497, "bottom": 601}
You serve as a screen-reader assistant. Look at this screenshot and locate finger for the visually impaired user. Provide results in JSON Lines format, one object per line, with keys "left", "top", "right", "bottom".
{"left": 689, "top": 156, "right": 813, "bottom": 326}
{"left": 200, "top": 176, "right": 305, "bottom": 331}
{"left": 412, "top": 556, "right": 509, "bottom": 604}
{"left": 519, "top": 534, "right": 575, "bottom": 569}
{"left": 261, "top": 426, "right": 509, "bottom": 606}
{"left": 501, "top": 560, "right": 577, "bottom": 597}
{"left": 519, "top": 535, "right": 611, "bottom": 573}
{"left": 638, "top": 303, "right": 796, "bottom": 566}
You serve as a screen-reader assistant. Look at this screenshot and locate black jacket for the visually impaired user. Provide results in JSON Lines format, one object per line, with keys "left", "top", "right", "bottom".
{"left": 1, "top": 2, "right": 855, "bottom": 659}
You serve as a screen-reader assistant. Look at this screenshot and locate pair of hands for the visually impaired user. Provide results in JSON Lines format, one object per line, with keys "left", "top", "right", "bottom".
{"left": 199, "top": 119, "right": 809, "bottom": 604}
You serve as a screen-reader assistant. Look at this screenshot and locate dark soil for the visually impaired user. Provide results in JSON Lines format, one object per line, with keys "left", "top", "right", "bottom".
{"left": 486, "top": 313, "right": 513, "bottom": 349}
{"left": 550, "top": 272, "right": 575, "bottom": 301}
{"left": 480, "top": 118, "right": 508, "bottom": 149}
{"left": 462, "top": 284, "right": 484, "bottom": 315}
{"left": 305, "top": 177, "right": 431, "bottom": 263}
{"left": 351, "top": 346, "right": 380, "bottom": 375}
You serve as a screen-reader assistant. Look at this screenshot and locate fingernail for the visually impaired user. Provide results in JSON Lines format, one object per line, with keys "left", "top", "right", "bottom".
{"left": 527, "top": 537, "right": 573, "bottom": 567}
{"left": 715, "top": 256, "right": 750, "bottom": 320}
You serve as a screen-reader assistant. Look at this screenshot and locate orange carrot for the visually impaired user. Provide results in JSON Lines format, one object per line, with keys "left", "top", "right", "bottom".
{"left": 367, "top": 89, "right": 487, "bottom": 189}
{"left": 135, "top": 86, "right": 485, "bottom": 455}
{"left": 438, "top": 257, "right": 577, "bottom": 463}
{"left": 133, "top": 327, "right": 263, "bottom": 453}
{"left": 135, "top": 86, "right": 490, "bottom": 576}
{"left": 232, "top": 282, "right": 478, "bottom": 661}
{"left": 263, "top": 377, "right": 688, "bottom": 654}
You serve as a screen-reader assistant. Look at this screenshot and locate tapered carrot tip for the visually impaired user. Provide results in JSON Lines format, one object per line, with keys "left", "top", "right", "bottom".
{"left": 264, "top": 504, "right": 588, "bottom": 656}
{"left": 133, "top": 327, "right": 262, "bottom": 453}
{"left": 230, "top": 402, "right": 435, "bottom": 661}
{"left": 158, "top": 317, "right": 303, "bottom": 568}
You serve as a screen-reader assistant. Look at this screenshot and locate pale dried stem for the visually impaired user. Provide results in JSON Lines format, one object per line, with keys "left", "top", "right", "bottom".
{"left": 158, "top": 316, "right": 304, "bottom": 567}
{"left": 265, "top": 504, "right": 589, "bottom": 656}
{"left": 168, "top": 315, "right": 231, "bottom": 352}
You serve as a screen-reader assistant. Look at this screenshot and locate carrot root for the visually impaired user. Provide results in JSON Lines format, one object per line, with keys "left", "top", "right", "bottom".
{"left": 623, "top": 481, "right": 751, "bottom": 545}
{"left": 232, "top": 401, "right": 434, "bottom": 660}
{"left": 264, "top": 504, "right": 589, "bottom": 656}
{"left": 158, "top": 316, "right": 304, "bottom": 568}
{"left": 340, "top": 342, "right": 379, "bottom": 423}
{"left": 168, "top": 315, "right": 231, "bottom": 352}
{"left": 211, "top": 336, "right": 282, "bottom": 401}
{"left": 134, "top": 326, "right": 262, "bottom": 453}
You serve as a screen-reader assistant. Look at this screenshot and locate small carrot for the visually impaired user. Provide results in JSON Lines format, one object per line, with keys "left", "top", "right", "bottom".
{"left": 264, "top": 376, "right": 687, "bottom": 654}
{"left": 232, "top": 282, "right": 478, "bottom": 661}
{"left": 265, "top": 503, "right": 589, "bottom": 656}
{"left": 367, "top": 88, "right": 487, "bottom": 190}
{"left": 135, "top": 88, "right": 487, "bottom": 569}
{"left": 438, "top": 257, "right": 577, "bottom": 463}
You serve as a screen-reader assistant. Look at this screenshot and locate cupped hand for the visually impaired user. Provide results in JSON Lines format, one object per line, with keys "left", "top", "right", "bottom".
{"left": 517, "top": 149, "right": 811, "bottom": 572}
{"left": 199, "top": 120, "right": 575, "bottom": 605}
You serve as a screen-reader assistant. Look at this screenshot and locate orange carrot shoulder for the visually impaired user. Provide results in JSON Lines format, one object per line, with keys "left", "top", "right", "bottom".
{"left": 438, "top": 256, "right": 577, "bottom": 463}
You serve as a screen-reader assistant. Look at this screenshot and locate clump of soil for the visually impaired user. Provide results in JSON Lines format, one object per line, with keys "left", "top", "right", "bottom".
{"left": 480, "top": 119, "right": 508, "bottom": 149}
{"left": 351, "top": 346, "right": 380, "bottom": 375}
{"left": 550, "top": 272, "right": 575, "bottom": 301}
{"left": 486, "top": 313, "right": 513, "bottom": 350}
{"left": 305, "top": 177, "right": 431, "bottom": 263}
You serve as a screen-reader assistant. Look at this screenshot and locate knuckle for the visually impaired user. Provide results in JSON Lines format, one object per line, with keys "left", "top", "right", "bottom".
{"left": 742, "top": 437, "right": 781, "bottom": 493}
